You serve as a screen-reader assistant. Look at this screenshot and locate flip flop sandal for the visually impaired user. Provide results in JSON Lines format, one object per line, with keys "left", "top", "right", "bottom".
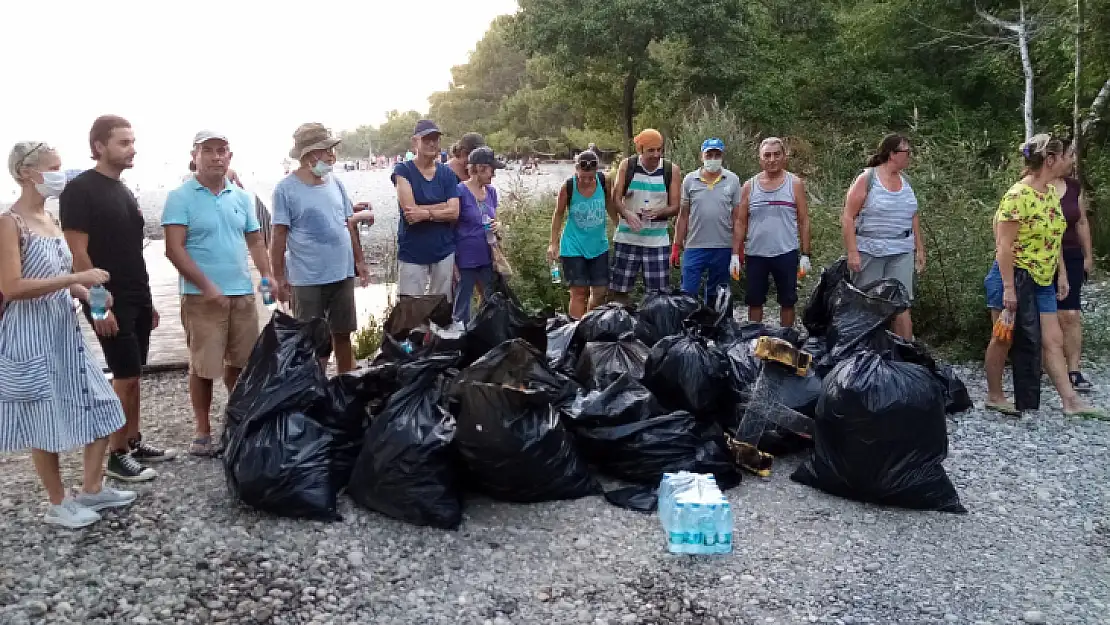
{"left": 1066, "top": 407, "right": 1109, "bottom": 421}
{"left": 189, "top": 436, "right": 218, "bottom": 457}
{"left": 985, "top": 402, "right": 1021, "bottom": 417}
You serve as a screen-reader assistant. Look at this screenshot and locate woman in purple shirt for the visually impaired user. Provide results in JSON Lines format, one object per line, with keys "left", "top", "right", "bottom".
{"left": 453, "top": 147, "right": 505, "bottom": 321}
{"left": 1052, "top": 140, "right": 1095, "bottom": 392}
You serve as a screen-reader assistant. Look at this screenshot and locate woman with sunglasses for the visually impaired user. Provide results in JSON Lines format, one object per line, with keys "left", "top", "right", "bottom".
{"left": 547, "top": 151, "right": 616, "bottom": 318}
{"left": 1, "top": 141, "right": 137, "bottom": 528}
{"left": 840, "top": 133, "right": 925, "bottom": 339}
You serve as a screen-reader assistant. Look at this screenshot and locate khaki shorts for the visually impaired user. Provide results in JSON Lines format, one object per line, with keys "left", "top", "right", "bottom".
{"left": 292, "top": 278, "right": 358, "bottom": 334}
{"left": 852, "top": 251, "right": 915, "bottom": 301}
{"left": 180, "top": 294, "right": 260, "bottom": 380}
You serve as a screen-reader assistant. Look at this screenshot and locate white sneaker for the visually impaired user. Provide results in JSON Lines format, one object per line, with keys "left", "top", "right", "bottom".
{"left": 74, "top": 483, "right": 138, "bottom": 511}
{"left": 44, "top": 497, "right": 101, "bottom": 529}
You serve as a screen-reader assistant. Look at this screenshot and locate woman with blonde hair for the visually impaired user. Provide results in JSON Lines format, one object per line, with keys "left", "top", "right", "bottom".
{"left": 0, "top": 141, "right": 137, "bottom": 528}
{"left": 982, "top": 134, "right": 1101, "bottom": 418}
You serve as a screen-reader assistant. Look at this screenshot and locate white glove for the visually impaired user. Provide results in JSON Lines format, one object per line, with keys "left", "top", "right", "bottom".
{"left": 799, "top": 254, "right": 812, "bottom": 275}
{"left": 729, "top": 254, "right": 742, "bottom": 280}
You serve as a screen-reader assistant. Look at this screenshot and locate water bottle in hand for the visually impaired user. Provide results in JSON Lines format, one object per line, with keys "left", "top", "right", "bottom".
{"left": 88, "top": 285, "right": 109, "bottom": 320}
{"left": 551, "top": 261, "right": 562, "bottom": 284}
{"left": 259, "top": 277, "right": 275, "bottom": 307}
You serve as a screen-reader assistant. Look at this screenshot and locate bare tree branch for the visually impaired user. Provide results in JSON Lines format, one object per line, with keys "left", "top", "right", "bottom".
{"left": 1082, "top": 76, "right": 1110, "bottom": 135}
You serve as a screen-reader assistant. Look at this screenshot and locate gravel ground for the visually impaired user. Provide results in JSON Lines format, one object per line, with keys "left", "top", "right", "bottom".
{"left": 0, "top": 360, "right": 1107, "bottom": 625}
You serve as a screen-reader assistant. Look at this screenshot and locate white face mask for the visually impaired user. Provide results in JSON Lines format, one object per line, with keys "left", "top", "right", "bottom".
{"left": 703, "top": 159, "right": 723, "bottom": 173}
{"left": 311, "top": 159, "right": 333, "bottom": 177}
{"left": 34, "top": 170, "right": 67, "bottom": 198}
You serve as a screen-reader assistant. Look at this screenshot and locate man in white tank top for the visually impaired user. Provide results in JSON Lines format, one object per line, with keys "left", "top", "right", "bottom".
{"left": 731, "top": 138, "right": 811, "bottom": 328}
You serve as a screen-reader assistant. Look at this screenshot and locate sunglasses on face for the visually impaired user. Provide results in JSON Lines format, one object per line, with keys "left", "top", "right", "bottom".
{"left": 578, "top": 162, "right": 598, "bottom": 171}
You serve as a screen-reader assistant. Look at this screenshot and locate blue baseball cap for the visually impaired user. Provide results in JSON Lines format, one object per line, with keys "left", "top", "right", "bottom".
{"left": 413, "top": 119, "right": 442, "bottom": 138}
{"left": 701, "top": 138, "right": 725, "bottom": 153}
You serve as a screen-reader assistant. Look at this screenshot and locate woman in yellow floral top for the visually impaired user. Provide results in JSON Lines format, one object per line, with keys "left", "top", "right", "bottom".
{"left": 983, "top": 134, "right": 1101, "bottom": 418}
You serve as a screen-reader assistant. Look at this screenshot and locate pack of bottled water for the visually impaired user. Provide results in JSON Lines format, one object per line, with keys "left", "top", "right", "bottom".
{"left": 658, "top": 472, "right": 733, "bottom": 554}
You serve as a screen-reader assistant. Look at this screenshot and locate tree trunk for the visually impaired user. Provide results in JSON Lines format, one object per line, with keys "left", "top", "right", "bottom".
{"left": 1018, "top": 0, "right": 1034, "bottom": 140}
{"left": 1083, "top": 76, "right": 1110, "bottom": 135}
{"left": 1073, "top": 0, "right": 1083, "bottom": 178}
{"left": 622, "top": 70, "right": 639, "bottom": 158}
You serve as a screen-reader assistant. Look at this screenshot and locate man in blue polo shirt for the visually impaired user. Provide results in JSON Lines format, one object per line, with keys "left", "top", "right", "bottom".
{"left": 162, "top": 130, "right": 273, "bottom": 457}
{"left": 391, "top": 119, "right": 460, "bottom": 297}
{"left": 673, "top": 138, "right": 741, "bottom": 303}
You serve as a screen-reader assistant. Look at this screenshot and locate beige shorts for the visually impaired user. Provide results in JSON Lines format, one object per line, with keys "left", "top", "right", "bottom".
{"left": 180, "top": 294, "right": 260, "bottom": 380}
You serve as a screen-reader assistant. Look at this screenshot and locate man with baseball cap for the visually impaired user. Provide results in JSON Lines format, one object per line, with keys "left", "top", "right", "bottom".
{"left": 271, "top": 123, "right": 370, "bottom": 376}
{"left": 674, "top": 138, "right": 741, "bottom": 303}
{"left": 162, "top": 131, "right": 274, "bottom": 457}
{"left": 391, "top": 119, "right": 460, "bottom": 298}
{"left": 446, "top": 132, "right": 486, "bottom": 184}
{"left": 609, "top": 128, "right": 682, "bottom": 302}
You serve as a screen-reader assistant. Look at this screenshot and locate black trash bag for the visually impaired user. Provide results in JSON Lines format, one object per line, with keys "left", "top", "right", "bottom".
{"left": 722, "top": 341, "right": 816, "bottom": 456}
{"left": 575, "top": 335, "right": 650, "bottom": 390}
{"left": 459, "top": 339, "right": 579, "bottom": 408}
{"left": 802, "top": 257, "right": 850, "bottom": 337}
{"left": 825, "top": 278, "right": 909, "bottom": 361}
{"left": 223, "top": 313, "right": 339, "bottom": 520}
{"left": 574, "top": 303, "right": 638, "bottom": 344}
{"left": 466, "top": 283, "right": 549, "bottom": 366}
{"left": 643, "top": 333, "right": 730, "bottom": 419}
{"left": 802, "top": 336, "right": 828, "bottom": 363}
{"left": 566, "top": 375, "right": 741, "bottom": 489}
{"left": 347, "top": 355, "right": 462, "bottom": 529}
{"left": 384, "top": 295, "right": 453, "bottom": 339}
{"left": 791, "top": 350, "right": 966, "bottom": 513}
{"left": 636, "top": 289, "right": 700, "bottom": 346}
{"left": 887, "top": 332, "right": 972, "bottom": 414}
{"left": 604, "top": 486, "right": 658, "bottom": 513}
{"left": 322, "top": 363, "right": 401, "bottom": 488}
{"left": 1011, "top": 269, "right": 1043, "bottom": 412}
{"left": 451, "top": 382, "right": 597, "bottom": 502}
{"left": 546, "top": 314, "right": 579, "bottom": 373}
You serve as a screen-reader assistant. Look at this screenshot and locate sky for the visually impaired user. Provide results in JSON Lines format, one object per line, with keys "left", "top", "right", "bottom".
{"left": 0, "top": 0, "right": 518, "bottom": 194}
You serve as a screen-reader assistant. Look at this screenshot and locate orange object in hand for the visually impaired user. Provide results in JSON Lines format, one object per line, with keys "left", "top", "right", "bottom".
{"left": 992, "top": 310, "right": 1015, "bottom": 343}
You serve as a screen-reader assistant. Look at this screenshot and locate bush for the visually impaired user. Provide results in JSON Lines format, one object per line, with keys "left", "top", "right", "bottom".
{"left": 498, "top": 177, "right": 570, "bottom": 313}
{"left": 353, "top": 313, "right": 385, "bottom": 361}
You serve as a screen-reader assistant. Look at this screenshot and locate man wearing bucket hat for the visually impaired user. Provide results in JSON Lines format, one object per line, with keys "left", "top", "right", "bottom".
{"left": 271, "top": 123, "right": 369, "bottom": 375}
{"left": 674, "top": 138, "right": 741, "bottom": 303}
{"left": 162, "top": 130, "right": 274, "bottom": 457}
{"left": 390, "top": 119, "right": 460, "bottom": 298}
{"left": 609, "top": 128, "right": 681, "bottom": 303}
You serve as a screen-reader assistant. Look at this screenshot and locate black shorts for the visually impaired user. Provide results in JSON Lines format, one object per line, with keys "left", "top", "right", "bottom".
{"left": 745, "top": 250, "right": 799, "bottom": 307}
{"left": 1056, "top": 248, "right": 1086, "bottom": 311}
{"left": 83, "top": 299, "right": 154, "bottom": 379}
{"left": 561, "top": 252, "right": 610, "bottom": 287}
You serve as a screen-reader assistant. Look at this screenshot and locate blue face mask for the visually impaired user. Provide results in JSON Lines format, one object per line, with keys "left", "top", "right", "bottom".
{"left": 311, "top": 158, "right": 333, "bottom": 177}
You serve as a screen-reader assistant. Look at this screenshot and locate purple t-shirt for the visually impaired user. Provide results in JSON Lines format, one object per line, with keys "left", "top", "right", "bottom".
{"left": 454, "top": 183, "right": 498, "bottom": 269}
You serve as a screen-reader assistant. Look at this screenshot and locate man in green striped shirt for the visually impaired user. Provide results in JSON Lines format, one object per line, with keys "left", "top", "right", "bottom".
{"left": 609, "top": 129, "right": 682, "bottom": 303}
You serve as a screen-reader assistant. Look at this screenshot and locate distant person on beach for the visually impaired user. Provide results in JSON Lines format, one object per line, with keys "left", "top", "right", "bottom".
{"left": 731, "top": 137, "right": 811, "bottom": 328}
{"left": 404, "top": 150, "right": 415, "bottom": 162}
{"left": 1051, "top": 139, "right": 1095, "bottom": 393}
{"left": 674, "top": 138, "right": 740, "bottom": 303}
{"left": 548, "top": 150, "right": 615, "bottom": 318}
{"left": 982, "top": 134, "right": 1101, "bottom": 419}
{"left": 61, "top": 115, "right": 170, "bottom": 483}
{"left": 841, "top": 133, "right": 924, "bottom": 340}
{"left": 392, "top": 119, "right": 460, "bottom": 298}
{"left": 162, "top": 131, "right": 274, "bottom": 457}
{"left": 609, "top": 128, "right": 681, "bottom": 304}
{"left": 446, "top": 132, "right": 486, "bottom": 184}
{"left": 272, "top": 123, "right": 370, "bottom": 375}
{"left": 1, "top": 141, "right": 138, "bottom": 528}
{"left": 453, "top": 147, "right": 505, "bottom": 322}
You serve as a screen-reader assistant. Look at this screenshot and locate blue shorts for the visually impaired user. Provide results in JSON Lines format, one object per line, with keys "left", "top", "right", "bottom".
{"left": 681, "top": 248, "right": 731, "bottom": 303}
{"left": 745, "top": 250, "right": 799, "bottom": 307}
{"left": 561, "top": 252, "right": 610, "bottom": 287}
{"left": 984, "top": 262, "right": 1057, "bottom": 314}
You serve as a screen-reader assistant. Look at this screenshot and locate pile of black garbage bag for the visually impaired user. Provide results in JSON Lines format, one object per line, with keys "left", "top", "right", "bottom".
{"left": 223, "top": 265, "right": 971, "bottom": 528}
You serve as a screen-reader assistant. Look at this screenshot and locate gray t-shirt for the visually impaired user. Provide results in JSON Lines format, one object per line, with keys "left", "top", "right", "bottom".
{"left": 272, "top": 173, "right": 355, "bottom": 287}
{"left": 681, "top": 168, "right": 740, "bottom": 249}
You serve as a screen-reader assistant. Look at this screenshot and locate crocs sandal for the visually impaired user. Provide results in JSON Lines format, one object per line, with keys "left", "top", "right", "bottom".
{"left": 1065, "top": 407, "right": 1109, "bottom": 421}
{"left": 985, "top": 401, "right": 1021, "bottom": 417}
{"left": 1069, "top": 371, "right": 1094, "bottom": 394}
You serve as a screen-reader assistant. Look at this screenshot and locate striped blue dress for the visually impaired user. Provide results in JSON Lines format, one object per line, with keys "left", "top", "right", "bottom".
{"left": 0, "top": 213, "right": 124, "bottom": 453}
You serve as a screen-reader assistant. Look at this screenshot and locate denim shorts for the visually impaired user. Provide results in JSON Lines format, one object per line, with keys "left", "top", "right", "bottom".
{"left": 561, "top": 252, "right": 610, "bottom": 287}
{"left": 984, "top": 261, "right": 1057, "bottom": 314}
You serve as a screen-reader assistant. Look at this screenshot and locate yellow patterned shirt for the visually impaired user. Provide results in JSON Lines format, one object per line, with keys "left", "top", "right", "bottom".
{"left": 994, "top": 182, "right": 1065, "bottom": 286}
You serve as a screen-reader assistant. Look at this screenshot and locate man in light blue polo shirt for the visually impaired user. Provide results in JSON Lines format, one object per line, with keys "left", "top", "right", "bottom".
{"left": 673, "top": 138, "right": 741, "bottom": 303}
{"left": 162, "top": 130, "right": 273, "bottom": 457}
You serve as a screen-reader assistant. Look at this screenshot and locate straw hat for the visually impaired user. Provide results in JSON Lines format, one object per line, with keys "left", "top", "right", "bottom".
{"left": 289, "top": 123, "right": 341, "bottom": 160}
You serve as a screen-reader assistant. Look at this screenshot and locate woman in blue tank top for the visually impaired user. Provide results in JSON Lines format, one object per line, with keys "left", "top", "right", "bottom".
{"left": 546, "top": 151, "right": 615, "bottom": 318}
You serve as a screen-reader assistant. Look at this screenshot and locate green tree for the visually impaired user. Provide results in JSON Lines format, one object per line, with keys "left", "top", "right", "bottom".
{"left": 377, "top": 110, "right": 424, "bottom": 157}
{"left": 337, "top": 125, "right": 379, "bottom": 160}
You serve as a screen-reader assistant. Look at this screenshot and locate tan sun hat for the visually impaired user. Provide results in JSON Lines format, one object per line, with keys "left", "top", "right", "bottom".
{"left": 289, "top": 123, "right": 341, "bottom": 160}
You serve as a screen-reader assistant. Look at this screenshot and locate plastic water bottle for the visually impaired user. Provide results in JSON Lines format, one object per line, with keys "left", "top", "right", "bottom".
{"left": 659, "top": 472, "right": 731, "bottom": 555}
{"left": 482, "top": 214, "right": 497, "bottom": 245}
{"left": 259, "top": 277, "right": 275, "bottom": 307}
{"left": 550, "top": 261, "right": 562, "bottom": 284}
{"left": 88, "top": 285, "right": 109, "bottom": 320}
